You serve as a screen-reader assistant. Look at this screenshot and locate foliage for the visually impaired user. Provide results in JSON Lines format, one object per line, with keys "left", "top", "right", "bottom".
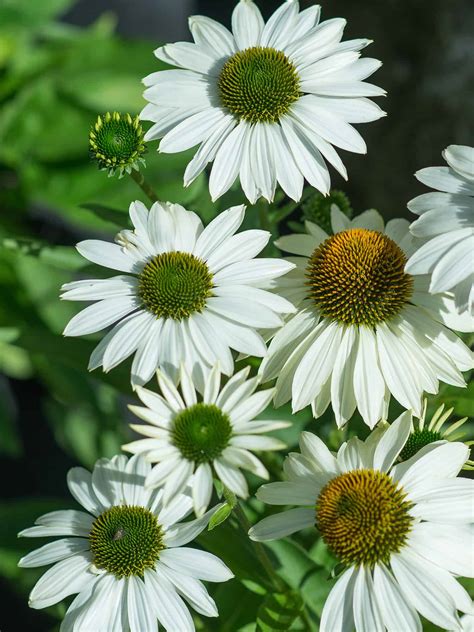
{"left": 0, "top": 2, "right": 472, "bottom": 631}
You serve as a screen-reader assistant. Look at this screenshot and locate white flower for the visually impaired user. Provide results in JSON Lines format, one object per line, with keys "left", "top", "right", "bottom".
{"left": 406, "top": 145, "right": 474, "bottom": 318}
{"left": 18, "top": 454, "right": 233, "bottom": 632}
{"left": 123, "top": 364, "right": 289, "bottom": 516}
{"left": 141, "top": 0, "right": 385, "bottom": 203}
{"left": 260, "top": 206, "right": 473, "bottom": 428}
{"left": 61, "top": 200, "right": 294, "bottom": 388}
{"left": 249, "top": 412, "right": 474, "bottom": 632}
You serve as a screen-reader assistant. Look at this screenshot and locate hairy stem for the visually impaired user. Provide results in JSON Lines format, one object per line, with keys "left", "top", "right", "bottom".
{"left": 234, "top": 502, "right": 286, "bottom": 592}
{"left": 130, "top": 170, "right": 159, "bottom": 203}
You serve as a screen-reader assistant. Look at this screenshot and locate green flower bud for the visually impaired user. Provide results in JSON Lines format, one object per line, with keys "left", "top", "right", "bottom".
{"left": 302, "top": 190, "right": 353, "bottom": 234}
{"left": 89, "top": 112, "right": 146, "bottom": 178}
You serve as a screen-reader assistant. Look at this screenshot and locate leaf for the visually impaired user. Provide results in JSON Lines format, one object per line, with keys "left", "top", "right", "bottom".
{"left": 208, "top": 503, "right": 233, "bottom": 531}
{"left": 256, "top": 591, "right": 304, "bottom": 631}
{"left": 80, "top": 203, "right": 129, "bottom": 228}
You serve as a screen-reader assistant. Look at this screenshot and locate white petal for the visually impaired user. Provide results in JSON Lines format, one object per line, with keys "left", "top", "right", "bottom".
{"left": 158, "top": 564, "right": 218, "bottom": 617}
{"left": 102, "top": 311, "right": 155, "bottom": 372}
{"left": 76, "top": 240, "right": 139, "bottom": 273}
{"left": 28, "top": 553, "right": 93, "bottom": 609}
{"left": 159, "top": 547, "right": 234, "bottom": 582}
{"left": 331, "top": 325, "right": 357, "bottom": 427}
{"left": 214, "top": 458, "right": 249, "bottom": 497}
{"left": 372, "top": 410, "right": 412, "bottom": 472}
{"left": 407, "top": 522, "right": 474, "bottom": 578}
{"left": 189, "top": 15, "right": 235, "bottom": 57}
{"left": 416, "top": 166, "right": 474, "bottom": 195}
{"left": 231, "top": 0, "right": 264, "bottom": 49}
{"left": 373, "top": 564, "right": 421, "bottom": 632}
{"left": 353, "top": 566, "right": 384, "bottom": 632}
{"left": 299, "top": 431, "right": 338, "bottom": 473}
{"left": 145, "top": 569, "right": 194, "bottom": 632}
{"left": 443, "top": 144, "right": 474, "bottom": 180}
{"left": 194, "top": 205, "right": 245, "bottom": 260}
{"left": 209, "top": 122, "right": 249, "bottom": 201}
{"left": 19, "top": 510, "right": 93, "bottom": 539}
{"left": 63, "top": 296, "right": 140, "bottom": 337}
{"left": 248, "top": 508, "right": 315, "bottom": 541}
{"left": 391, "top": 549, "right": 461, "bottom": 629}
{"left": 18, "top": 538, "right": 89, "bottom": 569}
{"left": 127, "top": 576, "right": 157, "bottom": 632}
{"left": 409, "top": 478, "right": 474, "bottom": 524}
{"left": 320, "top": 567, "right": 356, "bottom": 632}
{"left": 394, "top": 442, "right": 470, "bottom": 494}
{"left": 192, "top": 462, "right": 213, "bottom": 517}
{"left": 160, "top": 107, "right": 227, "bottom": 153}
{"left": 164, "top": 504, "right": 218, "bottom": 547}
{"left": 256, "top": 480, "right": 317, "bottom": 506}
{"left": 353, "top": 326, "right": 386, "bottom": 428}
{"left": 292, "top": 321, "right": 341, "bottom": 411}
{"left": 60, "top": 275, "right": 138, "bottom": 301}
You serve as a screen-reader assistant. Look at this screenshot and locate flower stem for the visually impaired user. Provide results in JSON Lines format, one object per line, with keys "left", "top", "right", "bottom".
{"left": 129, "top": 170, "right": 159, "bottom": 203}
{"left": 234, "top": 502, "right": 286, "bottom": 592}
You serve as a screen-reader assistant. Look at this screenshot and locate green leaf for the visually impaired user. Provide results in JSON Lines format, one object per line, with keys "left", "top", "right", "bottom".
{"left": 208, "top": 503, "right": 233, "bottom": 531}
{"left": 256, "top": 591, "right": 304, "bottom": 631}
{"left": 80, "top": 203, "right": 129, "bottom": 228}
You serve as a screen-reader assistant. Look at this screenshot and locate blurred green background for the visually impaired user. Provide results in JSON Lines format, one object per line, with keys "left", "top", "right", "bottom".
{"left": 0, "top": 0, "right": 472, "bottom": 630}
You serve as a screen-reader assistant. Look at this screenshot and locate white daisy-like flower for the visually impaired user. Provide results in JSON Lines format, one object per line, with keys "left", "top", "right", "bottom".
{"left": 18, "top": 454, "right": 233, "bottom": 632}
{"left": 260, "top": 207, "right": 474, "bottom": 428}
{"left": 123, "top": 364, "right": 289, "bottom": 516}
{"left": 249, "top": 412, "right": 474, "bottom": 632}
{"left": 141, "top": 0, "right": 385, "bottom": 203}
{"left": 61, "top": 200, "right": 294, "bottom": 388}
{"left": 406, "top": 145, "right": 474, "bottom": 318}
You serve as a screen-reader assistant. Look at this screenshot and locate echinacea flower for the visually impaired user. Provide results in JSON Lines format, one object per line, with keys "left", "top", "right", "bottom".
{"left": 250, "top": 412, "right": 474, "bottom": 632}
{"left": 406, "top": 145, "right": 474, "bottom": 318}
{"left": 260, "top": 206, "right": 473, "bottom": 427}
{"left": 141, "top": 0, "right": 385, "bottom": 203}
{"left": 61, "top": 200, "right": 294, "bottom": 388}
{"left": 19, "top": 454, "right": 233, "bottom": 632}
{"left": 123, "top": 364, "right": 289, "bottom": 516}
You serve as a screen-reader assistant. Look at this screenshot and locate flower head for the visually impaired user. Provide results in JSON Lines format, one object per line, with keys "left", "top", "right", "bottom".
{"left": 141, "top": 0, "right": 385, "bottom": 203}
{"left": 123, "top": 364, "right": 289, "bottom": 516}
{"left": 89, "top": 112, "right": 147, "bottom": 177}
{"left": 250, "top": 412, "right": 474, "bottom": 632}
{"left": 61, "top": 201, "right": 294, "bottom": 388}
{"left": 406, "top": 144, "right": 474, "bottom": 317}
{"left": 260, "top": 206, "right": 473, "bottom": 427}
{"left": 18, "top": 454, "right": 233, "bottom": 630}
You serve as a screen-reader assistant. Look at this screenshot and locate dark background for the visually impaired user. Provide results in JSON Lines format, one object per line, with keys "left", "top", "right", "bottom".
{"left": 1, "top": 1, "right": 473, "bottom": 630}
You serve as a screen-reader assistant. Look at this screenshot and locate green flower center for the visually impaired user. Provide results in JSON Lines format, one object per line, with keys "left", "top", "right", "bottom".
{"left": 218, "top": 46, "right": 300, "bottom": 124}
{"left": 171, "top": 403, "right": 233, "bottom": 464}
{"left": 306, "top": 228, "right": 414, "bottom": 326}
{"left": 302, "top": 190, "right": 353, "bottom": 234}
{"left": 89, "top": 505, "right": 164, "bottom": 578}
{"left": 89, "top": 112, "right": 146, "bottom": 174}
{"left": 399, "top": 429, "right": 442, "bottom": 461}
{"left": 138, "top": 251, "right": 214, "bottom": 320}
{"left": 316, "top": 469, "right": 413, "bottom": 568}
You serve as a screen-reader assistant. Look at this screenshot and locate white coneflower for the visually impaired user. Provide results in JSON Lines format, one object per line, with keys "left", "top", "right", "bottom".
{"left": 61, "top": 200, "right": 294, "bottom": 388}
{"left": 19, "top": 454, "right": 233, "bottom": 631}
{"left": 123, "top": 364, "right": 289, "bottom": 516}
{"left": 142, "top": 0, "right": 385, "bottom": 203}
{"left": 406, "top": 145, "right": 474, "bottom": 318}
{"left": 260, "top": 206, "right": 473, "bottom": 428}
{"left": 250, "top": 412, "right": 474, "bottom": 631}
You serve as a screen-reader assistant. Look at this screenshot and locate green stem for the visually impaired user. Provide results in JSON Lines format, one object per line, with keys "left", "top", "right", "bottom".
{"left": 129, "top": 170, "right": 159, "bottom": 203}
{"left": 258, "top": 200, "right": 272, "bottom": 233}
{"left": 234, "top": 502, "right": 286, "bottom": 592}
